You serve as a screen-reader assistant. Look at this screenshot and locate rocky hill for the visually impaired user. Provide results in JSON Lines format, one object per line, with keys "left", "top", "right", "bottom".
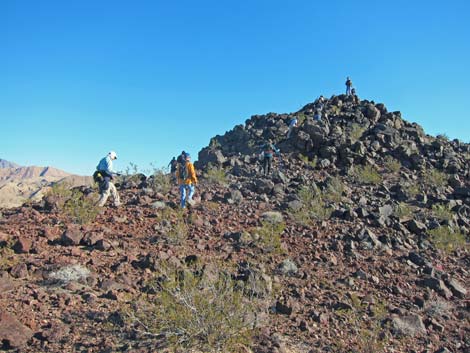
{"left": 0, "top": 165, "right": 92, "bottom": 209}
{"left": 0, "top": 94, "right": 468, "bottom": 353}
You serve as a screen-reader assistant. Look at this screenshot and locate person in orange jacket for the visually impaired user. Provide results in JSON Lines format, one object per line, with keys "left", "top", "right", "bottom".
{"left": 176, "top": 152, "right": 198, "bottom": 208}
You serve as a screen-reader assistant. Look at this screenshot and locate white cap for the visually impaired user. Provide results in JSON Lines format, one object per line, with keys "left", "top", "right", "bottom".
{"left": 108, "top": 151, "right": 117, "bottom": 159}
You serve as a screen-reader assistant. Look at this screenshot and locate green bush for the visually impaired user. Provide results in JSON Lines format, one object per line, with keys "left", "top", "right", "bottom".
{"left": 384, "top": 156, "right": 401, "bottom": 174}
{"left": 158, "top": 208, "right": 188, "bottom": 245}
{"left": 335, "top": 295, "right": 390, "bottom": 353}
{"left": 252, "top": 220, "right": 285, "bottom": 254}
{"left": 299, "top": 154, "right": 317, "bottom": 169}
{"left": 431, "top": 204, "right": 454, "bottom": 222}
{"left": 403, "top": 183, "right": 420, "bottom": 198}
{"left": 127, "top": 261, "right": 256, "bottom": 352}
{"left": 350, "top": 123, "right": 367, "bottom": 142}
{"left": 204, "top": 166, "right": 228, "bottom": 186}
{"left": 290, "top": 185, "right": 332, "bottom": 225}
{"left": 149, "top": 167, "right": 172, "bottom": 194}
{"left": 423, "top": 168, "right": 448, "bottom": 188}
{"left": 429, "top": 227, "right": 468, "bottom": 253}
{"left": 323, "top": 176, "right": 344, "bottom": 203}
{"left": 394, "top": 202, "right": 414, "bottom": 219}
{"left": 353, "top": 164, "right": 382, "bottom": 185}
{"left": 63, "top": 189, "right": 100, "bottom": 225}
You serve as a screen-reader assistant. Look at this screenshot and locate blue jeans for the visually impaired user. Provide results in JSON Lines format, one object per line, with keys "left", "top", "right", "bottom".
{"left": 346, "top": 86, "right": 351, "bottom": 95}
{"left": 179, "top": 184, "right": 195, "bottom": 208}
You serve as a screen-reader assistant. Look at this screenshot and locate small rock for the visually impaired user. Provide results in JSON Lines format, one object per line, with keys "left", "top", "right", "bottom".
{"left": 391, "top": 314, "right": 426, "bottom": 336}
{"left": 12, "top": 238, "right": 31, "bottom": 254}
{"left": 61, "top": 227, "right": 83, "bottom": 246}
{"left": 445, "top": 277, "right": 467, "bottom": 299}
{"left": 276, "top": 259, "right": 298, "bottom": 276}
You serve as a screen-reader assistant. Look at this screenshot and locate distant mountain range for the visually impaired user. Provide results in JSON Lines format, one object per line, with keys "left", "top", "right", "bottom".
{"left": 0, "top": 158, "right": 19, "bottom": 169}
{"left": 0, "top": 158, "right": 92, "bottom": 208}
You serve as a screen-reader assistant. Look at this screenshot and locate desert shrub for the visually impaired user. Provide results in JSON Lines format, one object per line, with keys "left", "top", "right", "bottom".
{"left": 149, "top": 167, "right": 172, "bottom": 194}
{"left": 323, "top": 176, "right": 344, "bottom": 203}
{"left": 334, "top": 295, "right": 390, "bottom": 353}
{"left": 204, "top": 166, "right": 228, "bottom": 186}
{"left": 63, "top": 189, "right": 100, "bottom": 224}
{"left": 403, "top": 183, "right": 420, "bottom": 198}
{"left": 423, "top": 168, "right": 448, "bottom": 188}
{"left": 436, "top": 133, "right": 449, "bottom": 141}
{"left": 394, "top": 202, "right": 414, "bottom": 219}
{"left": 350, "top": 123, "right": 367, "bottom": 142}
{"left": 252, "top": 220, "right": 285, "bottom": 254}
{"left": 46, "top": 182, "right": 74, "bottom": 208}
{"left": 353, "top": 164, "right": 382, "bottom": 185}
{"left": 297, "top": 112, "right": 307, "bottom": 125}
{"left": 290, "top": 184, "right": 332, "bottom": 225}
{"left": 0, "top": 245, "right": 19, "bottom": 271}
{"left": 431, "top": 204, "right": 454, "bottom": 222}
{"left": 384, "top": 156, "right": 401, "bottom": 173}
{"left": 158, "top": 208, "right": 188, "bottom": 245}
{"left": 127, "top": 261, "right": 256, "bottom": 352}
{"left": 428, "top": 227, "right": 468, "bottom": 253}
{"left": 299, "top": 154, "right": 317, "bottom": 169}
{"left": 424, "top": 298, "right": 453, "bottom": 318}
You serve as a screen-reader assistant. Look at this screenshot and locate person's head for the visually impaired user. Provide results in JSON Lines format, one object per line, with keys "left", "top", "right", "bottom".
{"left": 108, "top": 151, "right": 118, "bottom": 160}
{"left": 185, "top": 153, "right": 191, "bottom": 160}
{"left": 181, "top": 150, "right": 186, "bottom": 156}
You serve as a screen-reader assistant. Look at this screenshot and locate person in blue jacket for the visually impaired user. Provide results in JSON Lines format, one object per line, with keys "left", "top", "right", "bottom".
{"left": 96, "top": 151, "right": 121, "bottom": 207}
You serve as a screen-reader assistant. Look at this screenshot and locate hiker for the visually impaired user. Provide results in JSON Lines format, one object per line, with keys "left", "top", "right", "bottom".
{"left": 95, "top": 151, "right": 121, "bottom": 207}
{"left": 345, "top": 76, "right": 352, "bottom": 95}
{"left": 176, "top": 153, "right": 198, "bottom": 208}
{"left": 168, "top": 157, "right": 177, "bottom": 180}
{"left": 314, "top": 101, "right": 324, "bottom": 121}
{"left": 261, "top": 139, "right": 280, "bottom": 176}
{"left": 287, "top": 116, "right": 298, "bottom": 138}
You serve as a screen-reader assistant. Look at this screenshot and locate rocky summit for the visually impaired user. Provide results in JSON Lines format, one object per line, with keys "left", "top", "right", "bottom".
{"left": 0, "top": 94, "right": 469, "bottom": 353}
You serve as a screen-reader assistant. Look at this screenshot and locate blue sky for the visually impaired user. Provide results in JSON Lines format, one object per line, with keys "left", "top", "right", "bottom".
{"left": 1, "top": 0, "right": 469, "bottom": 175}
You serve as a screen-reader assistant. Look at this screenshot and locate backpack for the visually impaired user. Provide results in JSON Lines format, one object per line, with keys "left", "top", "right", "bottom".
{"left": 179, "top": 161, "right": 188, "bottom": 180}
{"left": 93, "top": 170, "right": 104, "bottom": 183}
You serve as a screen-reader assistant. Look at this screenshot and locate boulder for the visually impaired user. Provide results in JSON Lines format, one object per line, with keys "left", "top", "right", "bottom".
{"left": 0, "top": 312, "right": 33, "bottom": 348}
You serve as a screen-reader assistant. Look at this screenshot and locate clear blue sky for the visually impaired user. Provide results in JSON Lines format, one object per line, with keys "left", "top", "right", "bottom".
{"left": 1, "top": 0, "right": 469, "bottom": 175}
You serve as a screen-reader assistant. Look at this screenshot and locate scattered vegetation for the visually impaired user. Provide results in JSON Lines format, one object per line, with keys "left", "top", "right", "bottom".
{"left": 394, "top": 202, "right": 414, "bottom": 219}
{"left": 323, "top": 176, "right": 345, "bottom": 203}
{"left": 353, "top": 164, "right": 382, "bottom": 185}
{"left": 297, "top": 112, "right": 306, "bottom": 125}
{"left": 204, "top": 166, "right": 228, "bottom": 186}
{"left": 252, "top": 220, "right": 285, "bottom": 254}
{"left": 158, "top": 208, "right": 188, "bottom": 245}
{"left": 125, "top": 261, "right": 256, "bottom": 352}
{"left": 335, "top": 294, "right": 390, "bottom": 353}
{"left": 424, "top": 297, "right": 453, "bottom": 318}
{"left": 428, "top": 227, "right": 468, "bottom": 253}
{"left": 299, "top": 154, "right": 317, "bottom": 169}
{"left": 423, "top": 168, "right": 448, "bottom": 188}
{"left": 384, "top": 155, "right": 401, "bottom": 174}
{"left": 149, "top": 167, "right": 172, "bottom": 194}
{"left": 47, "top": 183, "right": 99, "bottom": 224}
{"left": 350, "top": 123, "right": 367, "bottom": 142}
{"left": 436, "top": 133, "right": 449, "bottom": 142}
{"left": 290, "top": 184, "right": 333, "bottom": 225}
{"left": 403, "top": 183, "right": 420, "bottom": 198}
{"left": 63, "top": 189, "right": 100, "bottom": 224}
{"left": 431, "top": 204, "right": 455, "bottom": 222}
{"left": 0, "top": 245, "right": 19, "bottom": 271}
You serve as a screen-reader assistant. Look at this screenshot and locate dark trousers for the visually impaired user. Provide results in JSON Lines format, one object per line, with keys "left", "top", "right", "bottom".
{"left": 263, "top": 157, "right": 272, "bottom": 175}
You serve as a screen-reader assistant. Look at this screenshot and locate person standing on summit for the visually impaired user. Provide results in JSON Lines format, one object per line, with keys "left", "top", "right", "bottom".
{"left": 345, "top": 76, "right": 353, "bottom": 95}
{"left": 96, "top": 151, "right": 121, "bottom": 207}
